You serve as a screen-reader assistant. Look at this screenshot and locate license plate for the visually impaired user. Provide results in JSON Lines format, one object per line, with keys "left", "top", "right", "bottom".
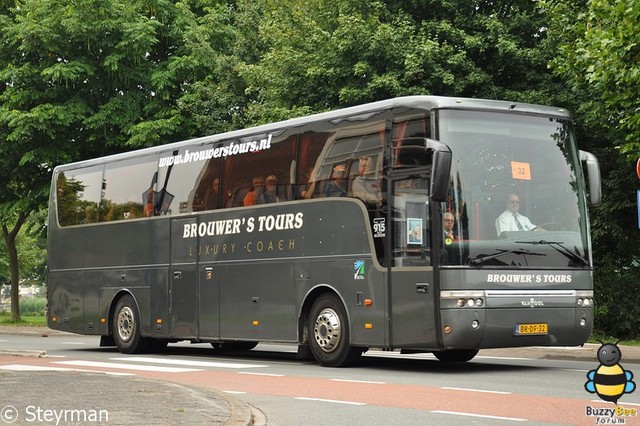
{"left": 515, "top": 323, "right": 548, "bottom": 335}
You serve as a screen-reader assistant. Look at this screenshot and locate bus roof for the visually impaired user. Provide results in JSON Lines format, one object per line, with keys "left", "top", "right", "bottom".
{"left": 53, "top": 95, "right": 572, "bottom": 171}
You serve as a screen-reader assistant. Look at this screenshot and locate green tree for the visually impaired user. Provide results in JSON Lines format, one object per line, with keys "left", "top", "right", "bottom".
{"left": 542, "top": 0, "right": 640, "bottom": 159}
{"left": 0, "top": 0, "right": 234, "bottom": 320}
{"left": 542, "top": 0, "right": 640, "bottom": 338}
{"left": 234, "top": 0, "right": 564, "bottom": 123}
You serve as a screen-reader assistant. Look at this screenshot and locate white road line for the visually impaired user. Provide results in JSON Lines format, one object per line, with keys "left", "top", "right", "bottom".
{"left": 441, "top": 386, "right": 511, "bottom": 395}
{"left": 432, "top": 410, "right": 527, "bottom": 422}
{"left": 295, "top": 397, "right": 366, "bottom": 406}
{"left": 0, "top": 364, "right": 134, "bottom": 376}
{"left": 53, "top": 360, "right": 203, "bottom": 373}
{"left": 237, "top": 371, "right": 285, "bottom": 377}
{"left": 590, "top": 399, "right": 640, "bottom": 406}
{"left": 331, "top": 378, "right": 386, "bottom": 384}
{"left": 111, "top": 356, "right": 268, "bottom": 369}
{"left": 475, "top": 356, "right": 535, "bottom": 361}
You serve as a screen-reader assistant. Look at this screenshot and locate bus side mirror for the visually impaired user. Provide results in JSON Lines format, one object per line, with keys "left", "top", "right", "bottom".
{"left": 426, "top": 139, "right": 452, "bottom": 202}
{"left": 580, "top": 150, "right": 602, "bottom": 205}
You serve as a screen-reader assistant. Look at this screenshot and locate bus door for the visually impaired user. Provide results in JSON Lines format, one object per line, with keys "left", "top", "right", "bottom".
{"left": 169, "top": 217, "right": 199, "bottom": 339}
{"left": 388, "top": 173, "right": 437, "bottom": 347}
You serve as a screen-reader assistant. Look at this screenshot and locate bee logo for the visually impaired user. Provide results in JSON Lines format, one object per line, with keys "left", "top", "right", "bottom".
{"left": 585, "top": 342, "right": 636, "bottom": 404}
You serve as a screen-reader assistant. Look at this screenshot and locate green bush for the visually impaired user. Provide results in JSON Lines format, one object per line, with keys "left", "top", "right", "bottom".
{"left": 18, "top": 297, "right": 46, "bottom": 316}
{"left": 594, "top": 266, "right": 640, "bottom": 340}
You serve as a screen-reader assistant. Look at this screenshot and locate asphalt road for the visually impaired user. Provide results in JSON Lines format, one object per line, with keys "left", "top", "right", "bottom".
{"left": 1, "top": 327, "right": 639, "bottom": 425}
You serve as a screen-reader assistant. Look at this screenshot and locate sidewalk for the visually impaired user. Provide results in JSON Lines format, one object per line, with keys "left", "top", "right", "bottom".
{"left": 480, "top": 343, "right": 640, "bottom": 364}
{"left": 0, "top": 370, "right": 253, "bottom": 425}
{"left": 0, "top": 326, "right": 258, "bottom": 425}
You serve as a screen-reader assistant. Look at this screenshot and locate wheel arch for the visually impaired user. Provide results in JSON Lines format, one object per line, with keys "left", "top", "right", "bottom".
{"left": 298, "top": 284, "right": 350, "bottom": 345}
{"left": 107, "top": 289, "right": 139, "bottom": 336}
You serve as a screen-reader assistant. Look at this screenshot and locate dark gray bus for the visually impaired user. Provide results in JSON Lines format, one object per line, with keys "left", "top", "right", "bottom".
{"left": 47, "top": 96, "right": 601, "bottom": 366}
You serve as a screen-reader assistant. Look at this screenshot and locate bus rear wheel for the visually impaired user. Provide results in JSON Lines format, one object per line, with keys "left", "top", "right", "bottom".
{"left": 308, "top": 293, "right": 362, "bottom": 367}
{"left": 112, "top": 294, "right": 150, "bottom": 354}
{"left": 432, "top": 349, "right": 479, "bottom": 363}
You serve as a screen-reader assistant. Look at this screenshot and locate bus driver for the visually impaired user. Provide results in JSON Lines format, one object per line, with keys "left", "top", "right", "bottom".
{"left": 495, "top": 193, "right": 542, "bottom": 237}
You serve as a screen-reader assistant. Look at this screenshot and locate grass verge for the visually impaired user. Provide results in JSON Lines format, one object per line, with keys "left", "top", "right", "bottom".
{"left": 0, "top": 314, "right": 46, "bottom": 326}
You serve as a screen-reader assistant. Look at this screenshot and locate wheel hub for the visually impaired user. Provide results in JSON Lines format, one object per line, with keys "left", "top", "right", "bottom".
{"left": 117, "top": 306, "right": 134, "bottom": 342}
{"left": 313, "top": 308, "right": 341, "bottom": 353}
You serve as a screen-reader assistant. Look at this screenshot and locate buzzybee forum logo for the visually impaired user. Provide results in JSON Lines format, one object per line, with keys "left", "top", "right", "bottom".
{"left": 585, "top": 342, "right": 636, "bottom": 404}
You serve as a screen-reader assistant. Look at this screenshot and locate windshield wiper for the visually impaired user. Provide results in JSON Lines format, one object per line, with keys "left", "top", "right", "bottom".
{"left": 515, "top": 240, "right": 589, "bottom": 267}
{"left": 469, "top": 249, "right": 546, "bottom": 266}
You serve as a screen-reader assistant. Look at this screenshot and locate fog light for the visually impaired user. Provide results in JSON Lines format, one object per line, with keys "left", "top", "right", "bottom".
{"left": 580, "top": 318, "right": 587, "bottom": 327}
{"left": 471, "top": 320, "right": 480, "bottom": 330}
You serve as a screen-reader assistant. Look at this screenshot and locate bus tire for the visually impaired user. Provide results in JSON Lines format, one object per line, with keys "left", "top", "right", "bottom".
{"left": 308, "top": 293, "right": 362, "bottom": 367}
{"left": 112, "top": 294, "right": 150, "bottom": 354}
{"left": 432, "top": 349, "right": 479, "bottom": 363}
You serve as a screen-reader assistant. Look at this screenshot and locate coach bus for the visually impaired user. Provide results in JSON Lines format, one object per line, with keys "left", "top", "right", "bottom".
{"left": 47, "top": 96, "right": 601, "bottom": 366}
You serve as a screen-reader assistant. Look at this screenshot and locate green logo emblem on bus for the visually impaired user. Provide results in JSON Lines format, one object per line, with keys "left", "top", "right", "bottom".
{"left": 354, "top": 260, "right": 365, "bottom": 280}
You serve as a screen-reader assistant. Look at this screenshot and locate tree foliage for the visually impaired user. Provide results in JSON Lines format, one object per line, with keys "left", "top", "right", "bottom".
{"left": 0, "top": 0, "right": 234, "bottom": 319}
{"left": 543, "top": 0, "right": 640, "bottom": 159}
{"left": 234, "top": 0, "right": 560, "bottom": 123}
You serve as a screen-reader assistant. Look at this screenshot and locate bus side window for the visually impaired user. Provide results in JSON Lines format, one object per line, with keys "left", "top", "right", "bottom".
{"left": 55, "top": 167, "right": 103, "bottom": 226}
{"left": 102, "top": 157, "right": 159, "bottom": 221}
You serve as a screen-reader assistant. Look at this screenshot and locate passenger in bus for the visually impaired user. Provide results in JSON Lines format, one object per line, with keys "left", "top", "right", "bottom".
{"left": 243, "top": 176, "right": 265, "bottom": 206}
{"left": 443, "top": 211, "right": 459, "bottom": 242}
{"left": 352, "top": 156, "right": 381, "bottom": 204}
{"left": 258, "top": 175, "right": 281, "bottom": 204}
{"left": 325, "top": 164, "right": 347, "bottom": 197}
{"left": 143, "top": 191, "right": 154, "bottom": 217}
{"left": 204, "top": 177, "right": 221, "bottom": 210}
{"left": 299, "top": 167, "right": 317, "bottom": 199}
{"left": 495, "top": 193, "right": 542, "bottom": 237}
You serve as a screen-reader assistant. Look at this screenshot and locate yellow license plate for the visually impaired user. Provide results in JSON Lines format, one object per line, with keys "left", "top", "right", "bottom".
{"left": 515, "top": 323, "right": 548, "bottom": 335}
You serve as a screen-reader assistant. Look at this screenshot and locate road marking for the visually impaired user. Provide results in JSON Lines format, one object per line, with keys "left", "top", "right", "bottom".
{"left": 111, "top": 356, "right": 268, "bottom": 369}
{"left": 53, "top": 360, "right": 203, "bottom": 373}
{"left": 238, "top": 371, "right": 284, "bottom": 377}
{"left": 295, "top": 397, "right": 366, "bottom": 406}
{"left": 441, "top": 386, "right": 511, "bottom": 395}
{"left": 223, "top": 390, "right": 247, "bottom": 395}
{"left": 475, "top": 356, "right": 535, "bottom": 361}
{"left": 590, "top": 399, "right": 640, "bottom": 406}
{"left": 331, "top": 378, "right": 385, "bottom": 384}
{"left": 432, "top": 410, "right": 527, "bottom": 422}
{"left": 0, "top": 364, "right": 134, "bottom": 376}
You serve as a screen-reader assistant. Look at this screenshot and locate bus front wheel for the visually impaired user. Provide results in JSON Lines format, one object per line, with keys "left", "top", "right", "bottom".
{"left": 432, "top": 349, "right": 479, "bottom": 363}
{"left": 112, "top": 294, "right": 150, "bottom": 354}
{"left": 308, "top": 294, "right": 362, "bottom": 367}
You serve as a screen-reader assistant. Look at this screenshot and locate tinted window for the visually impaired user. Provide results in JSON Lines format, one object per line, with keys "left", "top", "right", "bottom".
{"left": 102, "top": 157, "right": 159, "bottom": 221}
{"left": 56, "top": 166, "right": 103, "bottom": 226}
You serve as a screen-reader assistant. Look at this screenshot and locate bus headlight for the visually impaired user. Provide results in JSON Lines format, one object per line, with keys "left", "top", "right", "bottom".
{"left": 455, "top": 297, "right": 484, "bottom": 308}
{"left": 443, "top": 291, "right": 486, "bottom": 309}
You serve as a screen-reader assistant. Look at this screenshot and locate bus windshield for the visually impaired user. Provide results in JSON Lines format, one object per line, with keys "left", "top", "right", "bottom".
{"left": 437, "top": 109, "right": 590, "bottom": 268}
